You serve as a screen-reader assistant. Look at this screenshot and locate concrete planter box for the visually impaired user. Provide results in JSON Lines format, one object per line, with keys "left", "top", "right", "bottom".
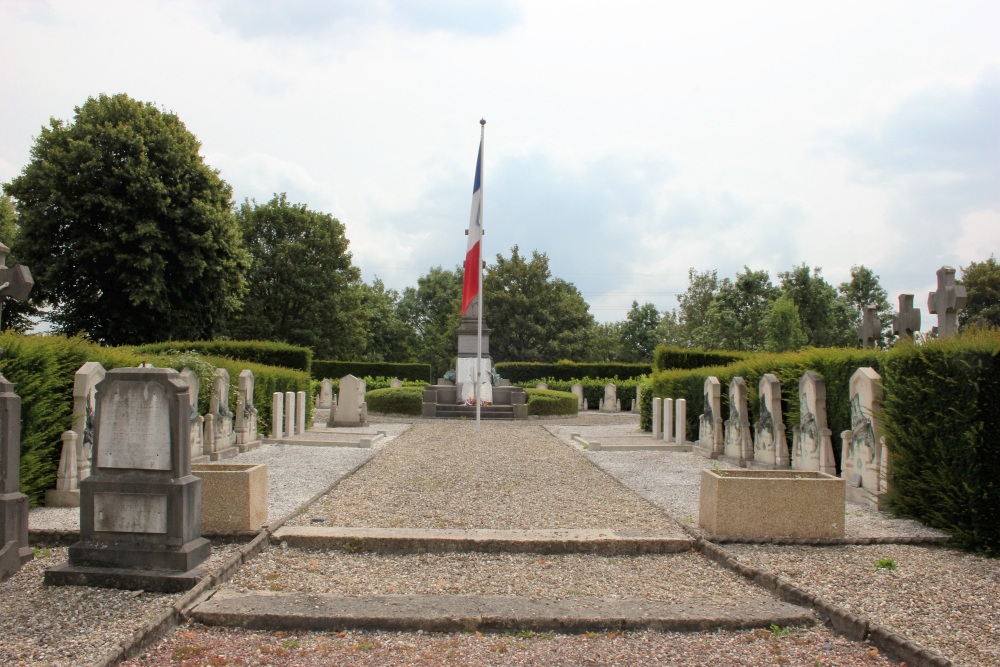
{"left": 699, "top": 469, "right": 845, "bottom": 539}
{"left": 192, "top": 463, "right": 268, "bottom": 533}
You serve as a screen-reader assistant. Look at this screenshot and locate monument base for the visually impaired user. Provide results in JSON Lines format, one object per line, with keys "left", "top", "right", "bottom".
{"left": 44, "top": 554, "right": 211, "bottom": 593}
{"left": 45, "top": 488, "right": 81, "bottom": 508}
{"left": 0, "top": 491, "right": 33, "bottom": 581}
{"left": 209, "top": 446, "right": 241, "bottom": 461}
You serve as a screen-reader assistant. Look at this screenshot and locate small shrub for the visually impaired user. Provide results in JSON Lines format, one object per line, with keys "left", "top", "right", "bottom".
{"left": 874, "top": 557, "right": 897, "bottom": 570}
{"left": 524, "top": 388, "right": 578, "bottom": 416}
{"left": 366, "top": 387, "right": 423, "bottom": 415}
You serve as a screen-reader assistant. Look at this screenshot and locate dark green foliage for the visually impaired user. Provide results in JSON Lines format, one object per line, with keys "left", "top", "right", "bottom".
{"left": 496, "top": 361, "right": 650, "bottom": 383}
{"left": 397, "top": 266, "right": 463, "bottom": 380}
{"left": 4, "top": 93, "right": 246, "bottom": 344}
{"left": 366, "top": 387, "right": 423, "bottom": 416}
{"left": 0, "top": 195, "right": 37, "bottom": 332}
{"left": 619, "top": 301, "right": 661, "bottom": 362}
{"left": 524, "top": 389, "right": 578, "bottom": 416}
{"left": 881, "top": 330, "right": 1000, "bottom": 554}
{"left": 778, "top": 264, "right": 855, "bottom": 348}
{"left": 652, "top": 346, "right": 748, "bottom": 372}
{"left": 312, "top": 361, "right": 431, "bottom": 384}
{"left": 133, "top": 340, "right": 312, "bottom": 372}
{"left": 521, "top": 377, "right": 644, "bottom": 412}
{"left": 960, "top": 255, "right": 1000, "bottom": 328}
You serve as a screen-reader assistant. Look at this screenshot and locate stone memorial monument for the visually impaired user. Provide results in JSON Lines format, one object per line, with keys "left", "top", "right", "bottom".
{"left": 723, "top": 376, "right": 753, "bottom": 464}
{"left": 329, "top": 375, "right": 367, "bottom": 427}
{"left": 0, "top": 242, "right": 33, "bottom": 331}
{"left": 234, "top": 370, "right": 260, "bottom": 452}
{"left": 790, "top": 371, "right": 837, "bottom": 475}
{"left": 892, "top": 294, "right": 921, "bottom": 340}
{"left": 570, "top": 383, "right": 585, "bottom": 410}
{"left": 928, "top": 266, "right": 967, "bottom": 337}
{"left": 753, "top": 373, "right": 789, "bottom": 467}
{"left": 695, "top": 376, "right": 723, "bottom": 458}
{"left": 857, "top": 305, "right": 881, "bottom": 349}
{"left": 46, "top": 367, "right": 211, "bottom": 591}
{"left": 47, "top": 361, "right": 106, "bottom": 507}
{"left": 0, "top": 373, "right": 32, "bottom": 581}
{"left": 178, "top": 368, "right": 206, "bottom": 464}
{"left": 841, "top": 367, "right": 885, "bottom": 507}
{"left": 599, "top": 383, "right": 620, "bottom": 413}
{"left": 318, "top": 379, "right": 334, "bottom": 409}
{"left": 455, "top": 299, "right": 493, "bottom": 404}
{"left": 206, "top": 368, "right": 238, "bottom": 460}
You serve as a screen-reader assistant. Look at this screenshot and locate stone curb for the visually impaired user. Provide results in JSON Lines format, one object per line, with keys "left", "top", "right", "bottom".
{"left": 703, "top": 534, "right": 953, "bottom": 547}
{"left": 694, "top": 537, "right": 955, "bottom": 667}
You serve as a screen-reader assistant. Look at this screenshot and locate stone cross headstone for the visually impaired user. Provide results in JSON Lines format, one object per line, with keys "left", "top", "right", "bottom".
{"left": 208, "top": 368, "right": 237, "bottom": 460}
{"left": 46, "top": 368, "right": 211, "bottom": 591}
{"left": 0, "top": 373, "right": 32, "bottom": 581}
{"left": 570, "top": 383, "right": 585, "bottom": 410}
{"left": 235, "top": 369, "right": 260, "bottom": 452}
{"left": 892, "top": 294, "right": 921, "bottom": 340}
{"left": 790, "top": 371, "right": 836, "bottom": 475}
{"left": 0, "top": 243, "right": 33, "bottom": 331}
{"left": 928, "top": 266, "right": 967, "bottom": 337}
{"left": 178, "top": 368, "right": 205, "bottom": 464}
{"left": 599, "top": 383, "right": 619, "bottom": 413}
{"left": 753, "top": 373, "right": 789, "bottom": 466}
{"left": 723, "top": 377, "right": 753, "bottom": 464}
{"left": 318, "top": 379, "right": 334, "bottom": 409}
{"left": 857, "top": 305, "right": 881, "bottom": 349}
{"left": 329, "top": 375, "right": 367, "bottom": 426}
{"left": 696, "top": 377, "right": 723, "bottom": 458}
{"left": 841, "top": 367, "right": 885, "bottom": 507}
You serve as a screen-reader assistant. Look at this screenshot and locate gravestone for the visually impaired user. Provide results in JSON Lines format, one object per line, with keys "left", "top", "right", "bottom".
{"left": 207, "top": 369, "right": 238, "bottom": 460}
{"left": 45, "top": 368, "right": 211, "bottom": 591}
{"left": 271, "top": 392, "right": 283, "bottom": 439}
{"left": 47, "top": 431, "right": 80, "bottom": 508}
{"left": 753, "top": 373, "right": 789, "bottom": 466}
{"left": 663, "top": 398, "right": 674, "bottom": 443}
{"left": 296, "top": 390, "right": 306, "bottom": 434}
{"left": 723, "top": 377, "right": 753, "bottom": 464}
{"left": 47, "top": 362, "right": 106, "bottom": 507}
{"left": 675, "top": 398, "right": 687, "bottom": 445}
{"left": 841, "top": 367, "right": 885, "bottom": 507}
{"left": 0, "top": 373, "right": 32, "bottom": 581}
{"left": 390, "top": 378, "right": 403, "bottom": 388}
{"left": 285, "top": 391, "right": 295, "bottom": 437}
{"left": 178, "top": 368, "right": 207, "bottom": 464}
{"left": 570, "top": 383, "right": 585, "bottom": 410}
{"left": 892, "top": 294, "right": 921, "bottom": 340}
{"left": 0, "top": 243, "right": 33, "bottom": 331}
{"left": 651, "top": 397, "right": 662, "bottom": 439}
{"left": 318, "top": 379, "right": 334, "bottom": 409}
{"left": 857, "top": 305, "right": 881, "bottom": 349}
{"left": 633, "top": 385, "right": 642, "bottom": 414}
{"left": 536, "top": 382, "right": 548, "bottom": 390}
{"left": 599, "top": 384, "right": 619, "bottom": 413}
{"left": 696, "top": 377, "right": 723, "bottom": 458}
{"left": 329, "top": 375, "right": 367, "bottom": 426}
{"left": 928, "top": 266, "right": 967, "bottom": 337}
{"left": 234, "top": 370, "right": 260, "bottom": 452}
{"left": 790, "top": 371, "right": 836, "bottom": 475}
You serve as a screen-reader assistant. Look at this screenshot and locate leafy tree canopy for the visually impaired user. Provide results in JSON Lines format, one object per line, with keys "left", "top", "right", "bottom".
{"left": 704, "top": 266, "right": 778, "bottom": 351}
{"left": 3, "top": 93, "right": 245, "bottom": 344}
{"left": 674, "top": 268, "right": 719, "bottom": 348}
{"left": 397, "top": 265, "right": 463, "bottom": 378}
{"left": 357, "top": 278, "right": 414, "bottom": 363}
{"left": 838, "top": 264, "right": 892, "bottom": 345}
{"left": 778, "top": 263, "right": 855, "bottom": 348}
{"left": 619, "top": 300, "right": 661, "bottom": 362}
{"left": 960, "top": 255, "right": 1000, "bottom": 328}
{"left": 226, "top": 193, "right": 362, "bottom": 359}
{"left": 765, "top": 293, "right": 807, "bottom": 352}
{"left": 0, "top": 196, "right": 36, "bottom": 332}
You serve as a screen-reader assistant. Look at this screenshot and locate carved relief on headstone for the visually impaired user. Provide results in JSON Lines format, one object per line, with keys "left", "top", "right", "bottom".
{"left": 928, "top": 266, "right": 967, "bottom": 337}
{"left": 858, "top": 305, "right": 881, "bottom": 349}
{"left": 840, "top": 367, "right": 885, "bottom": 507}
{"left": 791, "top": 371, "right": 836, "bottom": 475}
{"left": 45, "top": 368, "right": 211, "bottom": 590}
{"left": 235, "top": 369, "right": 260, "bottom": 452}
{"left": 892, "top": 294, "right": 921, "bottom": 340}
{"left": 753, "top": 373, "right": 789, "bottom": 467}
{"left": 599, "top": 384, "right": 619, "bottom": 413}
{"left": 696, "top": 377, "right": 723, "bottom": 458}
{"left": 0, "top": 373, "right": 32, "bottom": 581}
{"left": 723, "top": 377, "right": 753, "bottom": 463}
{"left": 178, "top": 368, "right": 205, "bottom": 464}
{"left": 208, "top": 368, "right": 238, "bottom": 460}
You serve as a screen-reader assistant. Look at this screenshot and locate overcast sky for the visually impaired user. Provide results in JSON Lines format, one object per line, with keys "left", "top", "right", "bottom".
{"left": 2, "top": 0, "right": 998, "bottom": 326}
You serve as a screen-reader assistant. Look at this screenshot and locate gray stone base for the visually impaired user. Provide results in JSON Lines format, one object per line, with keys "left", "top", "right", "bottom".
{"left": 693, "top": 443, "right": 720, "bottom": 459}
{"left": 237, "top": 439, "right": 262, "bottom": 453}
{"left": 45, "top": 488, "right": 80, "bottom": 508}
{"left": 209, "top": 446, "right": 241, "bottom": 461}
{"left": 846, "top": 485, "right": 881, "bottom": 509}
{"left": 44, "top": 559, "right": 211, "bottom": 593}
{"left": 191, "top": 454, "right": 211, "bottom": 464}
{"left": 1, "top": 491, "right": 32, "bottom": 581}
{"left": 67, "top": 536, "right": 211, "bottom": 573}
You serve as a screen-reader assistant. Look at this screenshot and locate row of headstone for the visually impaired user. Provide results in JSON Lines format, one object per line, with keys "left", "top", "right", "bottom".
{"left": 856, "top": 265, "right": 967, "bottom": 347}
{"left": 649, "top": 396, "right": 689, "bottom": 444}
{"left": 683, "top": 369, "right": 887, "bottom": 507}
{"left": 271, "top": 390, "right": 307, "bottom": 438}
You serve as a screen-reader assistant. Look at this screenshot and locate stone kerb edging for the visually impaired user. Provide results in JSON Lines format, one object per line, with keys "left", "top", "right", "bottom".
{"left": 700, "top": 533, "right": 953, "bottom": 547}
{"left": 88, "top": 440, "right": 385, "bottom": 667}
{"left": 692, "top": 535, "right": 954, "bottom": 667}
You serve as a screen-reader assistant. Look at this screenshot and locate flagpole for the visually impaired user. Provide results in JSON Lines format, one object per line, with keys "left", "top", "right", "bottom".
{"left": 475, "top": 119, "right": 485, "bottom": 432}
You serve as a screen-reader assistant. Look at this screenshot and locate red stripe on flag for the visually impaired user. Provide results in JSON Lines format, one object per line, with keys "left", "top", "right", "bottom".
{"left": 462, "top": 241, "right": 480, "bottom": 314}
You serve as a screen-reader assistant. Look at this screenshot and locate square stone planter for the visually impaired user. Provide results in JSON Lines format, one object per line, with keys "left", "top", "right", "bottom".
{"left": 699, "top": 469, "right": 845, "bottom": 539}
{"left": 192, "top": 463, "right": 268, "bottom": 533}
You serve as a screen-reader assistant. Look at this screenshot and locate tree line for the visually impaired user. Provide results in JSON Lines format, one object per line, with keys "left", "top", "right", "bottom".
{"left": 2, "top": 93, "right": 998, "bottom": 378}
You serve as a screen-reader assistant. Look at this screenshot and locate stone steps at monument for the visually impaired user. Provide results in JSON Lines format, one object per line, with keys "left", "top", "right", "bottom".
{"left": 270, "top": 526, "right": 693, "bottom": 554}
{"left": 431, "top": 404, "right": 515, "bottom": 419}
{"left": 190, "top": 589, "right": 816, "bottom": 634}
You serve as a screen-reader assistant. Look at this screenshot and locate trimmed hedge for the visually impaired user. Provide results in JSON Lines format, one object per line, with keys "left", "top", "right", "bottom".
{"left": 519, "top": 377, "right": 644, "bottom": 412}
{"left": 0, "top": 333, "right": 310, "bottom": 506}
{"left": 366, "top": 386, "right": 423, "bottom": 416}
{"left": 496, "top": 361, "right": 650, "bottom": 383}
{"left": 313, "top": 361, "right": 431, "bottom": 384}
{"left": 881, "top": 331, "right": 1000, "bottom": 554}
{"left": 133, "top": 340, "right": 313, "bottom": 373}
{"left": 524, "top": 388, "right": 578, "bottom": 416}
{"left": 652, "top": 346, "right": 749, "bottom": 373}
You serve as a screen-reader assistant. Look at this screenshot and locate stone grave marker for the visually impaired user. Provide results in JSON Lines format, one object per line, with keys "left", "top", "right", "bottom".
{"left": 207, "top": 368, "right": 238, "bottom": 460}
{"left": 390, "top": 378, "right": 403, "bottom": 388}
{"left": 633, "top": 384, "right": 642, "bottom": 414}
{"left": 234, "top": 370, "right": 261, "bottom": 452}
{"left": 318, "top": 379, "right": 334, "bottom": 409}
{"left": 791, "top": 371, "right": 836, "bottom": 475}
{"left": 570, "top": 383, "right": 585, "bottom": 410}
{"left": 652, "top": 397, "right": 662, "bottom": 438}
{"left": 0, "top": 373, "right": 32, "bottom": 581}
{"left": 675, "top": 398, "right": 687, "bottom": 444}
{"left": 536, "top": 382, "right": 548, "bottom": 390}
{"left": 723, "top": 376, "right": 753, "bottom": 464}
{"left": 179, "top": 368, "right": 206, "bottom": 464}
{"left": 45, "top": 367, "right": 211, "bottom": 591}
{"left": 841, "top": 367, "right": 885, "bottom": 507}
{"left": 329, "top": 375, "right": 367, "bottom": 426}
{"left": 0, "top": 243, "right": 33, "bottom": 331}
{"left": 296, "top": 390, "right": 306, "bottom": 434}
{"left": 47, "top": 362, "right": 106, "bottom": 507}
{"left": 857, "top": 305, "right": 881, "bottom": 348}
{"left": 271, "top": 392, "right": 283, "bottom": 438}
{"left": 892, "top": 294, "right": 921, "bottom": 340}
{"left": 285, "top": 391, "right": 295, "bottom": 437}
{"left": 599, "top": 383, "right": 619, "bottom": 413}
{"left": 663, "top": 398, "right": 674, "bottom": 442}
{"left": 696, "top": 377, "right": 723, "bottom": 458}
{"left": 753, "top": 373, "right": 789, "bottom": 466}
{"left": 928, "top": 266, "right": 967, "bottom": 337}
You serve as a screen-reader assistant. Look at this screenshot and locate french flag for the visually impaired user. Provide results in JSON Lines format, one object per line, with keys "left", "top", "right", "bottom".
{"left": 461, "top": 131, "right": 484, "bottom": 315}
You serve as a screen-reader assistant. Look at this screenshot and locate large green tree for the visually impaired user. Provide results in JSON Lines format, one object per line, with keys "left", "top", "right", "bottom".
{"left": 674, "top": 268, "right": 719, "bottom": 348}
{"left": 778, "top": 264, "right": 855, "bottom": 347}
{"left": 619, "top": 300, "right": 661, "bottom": 362}
{"left": 838, "top": 265, "right": 892, "bottom": 345}
{"left": 764, "top": 294, "right": 807, "bottom": 352}
{"left": 704, "top": 267, "right": 778, "bottom": 351}
{"left": 357, "top": 278, "right": 414, "bottom": 362}
{"left": 4, "top": 93, "right": 245, "bottom": 344}
{"left": 0, "top": 196, "right": 36, "bottom": 332}
{"left": 960, "top": 255, "right": 1000, "bottom": 328}
{"left": 397, "top": 266, "right": 463, "bottom": 378}
{"left": 226, "top": 193, "right": 363, "bottom": 359}
{"left": 482, "top": 246, "right": 594, "bottom": 362}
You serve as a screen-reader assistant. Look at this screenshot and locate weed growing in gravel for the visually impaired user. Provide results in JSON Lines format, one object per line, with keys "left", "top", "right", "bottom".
{"left": 171, "top": 645, "right": 208, "bottom": 660}
{"left": 875, "top": 557, "right": 897, "bottom": 570}
{"left": 30, "top": 546, "right": 51, "bottom": 558}
{"left": 342, "top": 537, "right": 364, "bottom": 553}
{"left": 770, "top": 625, "right": 793, "bottom": 637}
{"left": 280, "top": 638, "right": 301, "bottom": 649}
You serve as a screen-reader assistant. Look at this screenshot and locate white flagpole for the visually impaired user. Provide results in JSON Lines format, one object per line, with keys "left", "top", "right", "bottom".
{"left": 476, "top": 119, "right": 485, "bottom": 432}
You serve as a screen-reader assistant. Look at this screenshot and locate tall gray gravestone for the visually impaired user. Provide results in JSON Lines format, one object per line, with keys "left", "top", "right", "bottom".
{"left": 235, "top": 370, "right": 260, "bottom": 452}
{"left": 45, "top": 368, "right": 211, "bottom": 592}
{"left": 207, "top": 368, "right": 238, "bottom": 460}
{"left": 0, "top": 373, "right": 32, "bottom": 581}
{"left": 329, "top": 375, "right": 367, "bottom": 427}
{"left": 928, "top": 266, "right": 967, "bottom": 337}
{"left": 753, "top": 373, "right": 789, "bottom": 467}
{"left": 857, "top": 305, "right": 881, "bottom": 349}
{"left": 723, "top": 376, "right": 753, "bottom": 464}
{"left": 790, "top": 371, "right": 836, "bottom": 475}
{"left": 695, "top": 376, "right": 723, "bottom": 458}
{"left": 47, "top": 361, "right": 106, "bottom": 507}
{"left": 892, "top": 294, "right": 921, "bottom": 340}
